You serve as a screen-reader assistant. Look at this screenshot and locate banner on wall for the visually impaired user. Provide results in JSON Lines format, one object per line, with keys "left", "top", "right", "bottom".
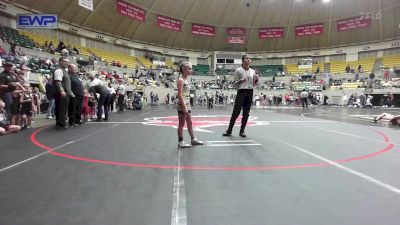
{"left": 292, "top": 83, "right": 323, "bottom": 91}
{"left": 337, "top": 16, "right": 371, "bottom": 32}
{"left": 117, "top": 0, "right": 146, "bottom": 22}
{"left": 157, "top": 15, "right": 182, "bottom": 32}
{"left": 192, "top": 24, "right": 215, "bottom": 37}
{"left": 227, "top": 36, "right": 245, "bottom": 44}
{"left": 17, "top": 14, "right": 58, "bottom": 29}
{"left": 259, "top": 27, "right": 284, "bottom": 39}
{"left": 78, "top": 0, "right": 93, "bottom": 11}
{"left": 295, "top": 23, "right": 324, "bottom": 37}
{"left": 227, "top": 27, "right": 246, "bottom": 35}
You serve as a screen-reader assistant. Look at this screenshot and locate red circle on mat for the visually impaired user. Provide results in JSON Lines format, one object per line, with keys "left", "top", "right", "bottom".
{"left": 31, "top": 126, "right": 395, "bottom": 171}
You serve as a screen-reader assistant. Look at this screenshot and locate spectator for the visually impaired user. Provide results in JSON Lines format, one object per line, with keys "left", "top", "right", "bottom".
{"left": 108, "top": 83, "right": 116, "bottom": 113}
{"left": 45, "top": 76, "right": 55, "bottom": 119}
{"left": 116, "top": 79, "right": 126, "bottom": 112}
{"left": 87, "top": 72, "right": 102, "bottom": 87}
{"left": 20, "top": 84, "right": 33, "bottom": 129}
{"left": 0, "top": 99, "right": 21, "bottom": 135}
{"left": 32, "top": 87, "right": 42, "bottom": 116}
{"left": 345, "top": 65, "right": 350, "bottom": 73}
{"left": 88, "top": 83, "right": 111, "bottom": 122}
{"left": 73, "top": 46, "right": 80, "bottom": 55}
{"left": 19, "top": 64, "right": 31, "bottom": 85}
{"left": 57, "top": 41, "right": 66, "bottom": 52}
{"left": 82, "top": 89, "right": 91, "bottom": 123}
{"left": 384, "top": 70, "right": 390, "bottom": 80}
{"left": 300, "top": 89, "right": 309, "bottom": 109}
{"left": 61, "top": 48, "right": 69, "bottom": 57}
{"left": 0, "top": 62, "right": 25, "bottom": 119}
{"left": 48, "top": 41, "right": 55, "bottom": 54}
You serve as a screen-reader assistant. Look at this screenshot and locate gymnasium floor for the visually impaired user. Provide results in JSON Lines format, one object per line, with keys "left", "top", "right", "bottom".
{"left": 1, "top": 105, "right": 399, "bottom": 225}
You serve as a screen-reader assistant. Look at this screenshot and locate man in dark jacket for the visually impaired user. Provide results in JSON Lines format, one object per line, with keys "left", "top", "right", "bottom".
{"left": 89, "top": 84, "right": 111, "bottom": 121}
{"left": 68, "top": 64, "right": 84, "bottom": 126}
{"left": 0, "top": 62, "right": 25, "bottom": 119}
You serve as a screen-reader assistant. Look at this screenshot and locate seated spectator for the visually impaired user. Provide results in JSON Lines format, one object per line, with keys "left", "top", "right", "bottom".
{"left": 48, "top": 41, "right": 55, "bottom": 54}
{"left": 345, "top": 65, "right": 350, "bottom": 73}
{"left": 0, "top": 45, "right": 6, "bottom": 56}
{"left": 0, "top": 99, "right": 21, "bottom": 135}
{"left": 113, "top": 71, "right": 119, "bottom": 79}
{"left": 73, "top": 46, "right": 80, "bottom": 55}
{"left": 57, "top": 41, "right": 66, "bottom": 52}
{"left": 61, "top": 48, "right": 69, "bottom": 57}
{"left": 384, "top": 70, "right": 390, "bottom": 80}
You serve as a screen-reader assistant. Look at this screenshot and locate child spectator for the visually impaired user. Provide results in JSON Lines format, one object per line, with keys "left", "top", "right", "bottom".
{"left": 0, "top": 99, "right": 21, "bottom": 135}
{"left": 88, "top": 92, "right": 96, "bottom": 121}
{"left": 82, "top": 89, "right": 90, "bottom": 123}
{"left": 20, "top": 85, "right": 33, "bottom": 129}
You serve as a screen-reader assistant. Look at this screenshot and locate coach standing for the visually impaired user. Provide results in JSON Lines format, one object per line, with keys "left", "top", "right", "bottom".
{"left": 68, "top": 64, "right": 84, "bottom": 126}
{"left": 223, "top": 55, "right": 258, "bottom": 138}
{"left": 53, "top": 57, "right": 74, "bottom": 129}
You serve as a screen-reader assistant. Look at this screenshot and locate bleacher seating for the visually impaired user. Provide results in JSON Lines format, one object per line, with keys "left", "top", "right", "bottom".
{"left": 19, "top": 30, "right": 91, "bottom": 57}
{"left": 89, "top": 48, "right": 137, "bottom": 68}
{"left": 330, "top": 82, "right": 364, "bottom": 90}
{"left": 252, "top": 65, "right": 283, "bottom": 77}
{"left": 193, "top": 64, "right": 210, "bottom": 75}
{"left": 216, "top": 69, "right": 233, "bottom": 75}
{"left": 19, "top": 30, "right": 138, "bottom": 68}
{"left": 330, "top": 58, "right": 375, "bottom": 74}
{"left": 0, "top": 26, "right": 35, "bottom": 48}
{"left": 165, "top": 61, "right": 175, "bottom": 68}
{"left": 382, "top": 55, "right": 400, "bottom": 68}
{"left": 137, "top": 56, "right": 153, "bottom": 69}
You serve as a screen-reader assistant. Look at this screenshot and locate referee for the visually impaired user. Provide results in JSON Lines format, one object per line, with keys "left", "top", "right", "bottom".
{"left": 223, "top": 55, "right": 258, "bottom": 137}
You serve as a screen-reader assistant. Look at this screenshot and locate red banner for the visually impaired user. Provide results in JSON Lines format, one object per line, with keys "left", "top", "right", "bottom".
{"left": 117, "top": 0, "right": 146, "bottom": 22}
{"left": 192, "top": 24, "right": 215, "bottom": 37}
{"left": 157, "top": 15, "right": 182, "bottom": 32}
{"left": 227, "top": 36, "right": 245, "bottom": 44}
{"left": 227, "top": 27, "right": 246, "bottom": 35}
{"left": 259, "top": 27, "right": 284, "bottom": 39}
{"left": 295, "top": 23, "right": 324, "bottom": 37}
{"left": 337, "top": 16, "right": 371, "bottom": 32}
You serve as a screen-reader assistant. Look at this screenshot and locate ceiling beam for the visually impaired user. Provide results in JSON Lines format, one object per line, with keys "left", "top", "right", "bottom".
{"left": 81, "top": 0, "right": 107, "bottom": 27}
{"left": 171, "top": 0, "right": 198, "bottom": 48}
{"left": 378, "top": 0, "right": 383, "bottom": 41}
{"left": 130, "top": 0, "right": 158, "bottom": 40}
{"left": 246, "top": 0, "right": 263, "bottom": 52}
{"left": 327, "top": 0, "right": 333, "bottom": 46}
{"left": 283, "top": 0, "right": 297, "bottom": 51}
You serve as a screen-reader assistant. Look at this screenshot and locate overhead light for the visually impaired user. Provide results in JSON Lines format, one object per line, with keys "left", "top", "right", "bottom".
{"left": 323, "top": 0, "right": 330, "bottom": 3}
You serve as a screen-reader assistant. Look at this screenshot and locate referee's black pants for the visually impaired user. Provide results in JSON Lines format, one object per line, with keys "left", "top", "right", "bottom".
{"left": 227, "top": 89, "right": 253, "bottom": 133}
